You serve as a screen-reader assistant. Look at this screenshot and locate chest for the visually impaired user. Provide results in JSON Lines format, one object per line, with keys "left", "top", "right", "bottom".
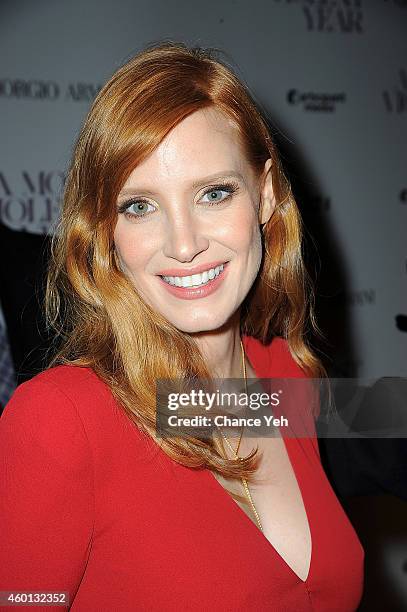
{"left": 79, "top": 416, "right": 364, "bottom": 611}
{"left": 210, "top": 434, "right": 312, "bottom": 581}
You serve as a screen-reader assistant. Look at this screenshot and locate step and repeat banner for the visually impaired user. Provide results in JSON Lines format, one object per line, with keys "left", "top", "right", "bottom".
{"left": 0, "top": 1, "right": 406, "bottom": 607}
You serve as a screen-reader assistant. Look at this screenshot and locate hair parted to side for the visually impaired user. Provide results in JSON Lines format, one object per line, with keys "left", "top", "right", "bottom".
{"left": 45, "top": 39, "right": 326, "bottom": 487}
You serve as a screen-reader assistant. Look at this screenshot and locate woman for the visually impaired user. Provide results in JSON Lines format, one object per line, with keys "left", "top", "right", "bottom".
{"left": 0, "top": 41, "right": 364, "bottom": 610}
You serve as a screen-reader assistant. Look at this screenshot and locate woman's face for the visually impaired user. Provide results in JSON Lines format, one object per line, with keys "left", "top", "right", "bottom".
{"left": 113, "top": 106, "right": 275, "bottom": 333}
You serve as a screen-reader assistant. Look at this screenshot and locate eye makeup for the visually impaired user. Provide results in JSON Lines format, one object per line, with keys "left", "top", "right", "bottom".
{"left": 117, "top": 180, "right": 240, "bottom": 222}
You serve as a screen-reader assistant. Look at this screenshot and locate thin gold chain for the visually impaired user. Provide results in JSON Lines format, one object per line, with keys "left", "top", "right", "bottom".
{"left": 216, "top": 338, "right": 263, "bottom": 532}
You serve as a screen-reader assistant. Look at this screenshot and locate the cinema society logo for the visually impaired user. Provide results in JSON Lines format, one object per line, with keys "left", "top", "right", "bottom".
{"left": 0, "top": 79, "right": 102, "bottom": 102}
{"left": 0, "top": 171, "right": 65, "bottom": 233}
{"left": 274, "top": 0, "right": 364, "bottom": 33}
{"left": 383, "top": 69, "right": 407, "bottom": 113}
{"left": 287, "top": 89, "right": 346, "bottom": 112}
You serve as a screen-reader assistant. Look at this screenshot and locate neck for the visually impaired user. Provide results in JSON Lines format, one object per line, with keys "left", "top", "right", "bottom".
{"left": 189, "top": 309, "right": 245, "bottom": 379}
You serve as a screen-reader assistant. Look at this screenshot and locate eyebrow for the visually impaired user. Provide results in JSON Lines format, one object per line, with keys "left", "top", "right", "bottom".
{"left": 118, "top": 171, "right": 244, "bottom": 198}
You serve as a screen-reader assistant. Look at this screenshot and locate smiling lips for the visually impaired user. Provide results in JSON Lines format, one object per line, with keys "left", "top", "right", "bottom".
{"left": 157, "top": 259, "right": 228, "bottom": 277}
{"left": 157, "top": 262, "right": 229, "bottom": 299}
{"left": 161, "top": 263, "right": 225, "bottom": 288}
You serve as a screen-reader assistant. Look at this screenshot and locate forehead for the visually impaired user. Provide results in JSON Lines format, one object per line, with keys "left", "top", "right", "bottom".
{"left": 121, "top": 107, "right": 253, "bottom": 190}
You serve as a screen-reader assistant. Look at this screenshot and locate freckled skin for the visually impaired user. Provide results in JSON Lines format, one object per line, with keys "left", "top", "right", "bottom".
{"left": 113, "top": 107, "right": 275, "bottom": 336}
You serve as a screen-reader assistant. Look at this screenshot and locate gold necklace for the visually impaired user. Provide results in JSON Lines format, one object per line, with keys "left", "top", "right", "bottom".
{"left": 215, "top": 338, "right": 263, "bottom": 532}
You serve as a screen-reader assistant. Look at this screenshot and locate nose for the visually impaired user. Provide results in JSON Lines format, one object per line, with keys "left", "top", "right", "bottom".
{"left": 162, "top": 210, "right": 209, "bottom": 263}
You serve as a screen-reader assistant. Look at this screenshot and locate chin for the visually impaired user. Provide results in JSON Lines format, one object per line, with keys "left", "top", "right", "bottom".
{"left": 162, "top": 313, "right": 231, "bottom": 335}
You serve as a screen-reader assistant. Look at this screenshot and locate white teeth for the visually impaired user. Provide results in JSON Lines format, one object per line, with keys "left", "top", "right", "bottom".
{"left": 162, "top": 264, "right": 225, "bottom": 288}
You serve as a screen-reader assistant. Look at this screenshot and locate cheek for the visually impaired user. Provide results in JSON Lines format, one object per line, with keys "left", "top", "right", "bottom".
{"left": 250, "top": 222, "right": 263, "bottom": 257}
{"left": 235, "top": 209, "right": 263, "bottom": 277}
{"left": 220, "top": 206, "right": 262, "bottom": 256}
{"left": 113, "top": 222, "right": 155, "bottom": 268}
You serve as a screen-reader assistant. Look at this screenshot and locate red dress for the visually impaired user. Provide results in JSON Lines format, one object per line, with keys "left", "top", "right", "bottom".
{"left": 0, "top": 336, "right": 364, "bottom": 611}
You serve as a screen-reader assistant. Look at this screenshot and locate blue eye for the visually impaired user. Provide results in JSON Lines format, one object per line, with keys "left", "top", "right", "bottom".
{"left": 200, "top": 181, "right": 239, "bottom": 206}
{"left": 118, "top": 199, "right": 157, "bottom": 220}
{"left": 117, "top": 180, "right": 239, "bottom": 221}
{"left": 201, "top": 188, "right": 231, "bottom": 205}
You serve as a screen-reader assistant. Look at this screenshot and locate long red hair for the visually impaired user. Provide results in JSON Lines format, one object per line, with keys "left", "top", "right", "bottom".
{"left": 45, "top": 40, "right": 326, "bottom": 482}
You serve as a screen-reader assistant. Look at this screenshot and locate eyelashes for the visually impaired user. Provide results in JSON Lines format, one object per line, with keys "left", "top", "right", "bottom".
{"left": 117, "top": 180, "right": 240, "bottom": 222}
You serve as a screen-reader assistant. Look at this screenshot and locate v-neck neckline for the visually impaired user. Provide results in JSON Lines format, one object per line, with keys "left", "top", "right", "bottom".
{"left": 204, "top": 335, "right": 314, "bottom": 584}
